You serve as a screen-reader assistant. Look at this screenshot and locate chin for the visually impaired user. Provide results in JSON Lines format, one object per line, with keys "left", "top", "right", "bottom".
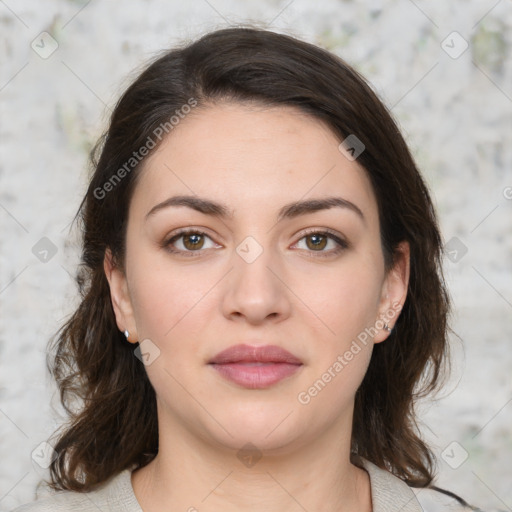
{"left": 202, "top": 404, "right": 307, "bottom": 453}
{"left": 213, "top": 429, "right": 301, "bottom": 460}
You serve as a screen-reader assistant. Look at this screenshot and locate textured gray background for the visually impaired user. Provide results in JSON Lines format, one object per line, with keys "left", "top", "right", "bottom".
{"left": 1, "top": 0, "right": 511, "bottom": 510}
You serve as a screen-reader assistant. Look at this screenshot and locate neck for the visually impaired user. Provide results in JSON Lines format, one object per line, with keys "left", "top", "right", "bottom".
{"left": 131, "top": 408, "right": 372, "bottom": 512}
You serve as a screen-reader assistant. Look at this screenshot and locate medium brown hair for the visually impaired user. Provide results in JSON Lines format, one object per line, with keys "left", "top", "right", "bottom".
{"left": 47, "top": 26, "right": 451, "bottom": 491}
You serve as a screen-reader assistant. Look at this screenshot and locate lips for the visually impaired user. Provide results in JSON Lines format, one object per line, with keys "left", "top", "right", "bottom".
{"left": 209, "top": 344, "right": 302, "bottom": 365}
{"left": 208, "top": 344, "right": 303, "bottom": 389}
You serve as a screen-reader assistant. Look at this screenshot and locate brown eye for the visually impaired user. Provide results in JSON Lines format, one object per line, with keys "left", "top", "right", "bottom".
{"left": 182, "top": 233, "right": 205, "bottom": 251}
{"left": 294, "top": 230, "right": 349, "bottom": 257}
{"left": 305, "top": 233, "right": 328, "bottom": 251}
{"left": 163, "top": 229, "right": 218, "bottom": 257}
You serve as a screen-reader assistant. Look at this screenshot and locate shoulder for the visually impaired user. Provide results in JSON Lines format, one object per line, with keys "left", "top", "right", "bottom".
{"left": 10, "top": 491, "right": 102, "bottom": 512}
{"left": 358, "top": 457, "right": 424, "bottom": 512}
{"left": 357, "top": 458, "right": 478, "bottom": 512}
{"left": 413, "top": 487, "right": 476, "bottom": 511}
{"left": 414, "top": 486, "right": 503, "bottom": 512}
{"left": 10, "top": 469, "right": 142, "bottom": 512}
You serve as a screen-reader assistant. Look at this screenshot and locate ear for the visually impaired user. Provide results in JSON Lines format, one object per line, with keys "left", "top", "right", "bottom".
{"left": 103, "top": 248, "right": 138, "bottom": 343}
{"left": 373, "top": 241, "right": 410, "bottom": 344}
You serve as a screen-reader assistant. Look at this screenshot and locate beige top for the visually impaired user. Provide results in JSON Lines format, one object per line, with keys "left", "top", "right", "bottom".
{"left": 11, "top": 458, "right": 471, "bottom": 511}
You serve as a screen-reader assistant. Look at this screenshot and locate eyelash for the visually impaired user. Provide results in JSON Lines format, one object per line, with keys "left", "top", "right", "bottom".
{"left": 162, "top": 228, "right": 349, "bottom": 258}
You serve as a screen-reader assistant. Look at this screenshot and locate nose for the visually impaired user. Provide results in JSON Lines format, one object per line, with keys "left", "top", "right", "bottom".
{"left": 221, "top": 239, "right": 292, "bottom": 325}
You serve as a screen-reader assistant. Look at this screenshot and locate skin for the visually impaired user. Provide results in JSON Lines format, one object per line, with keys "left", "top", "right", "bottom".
{"left": 104, "top": 101, "right": 410, "bottom": 512}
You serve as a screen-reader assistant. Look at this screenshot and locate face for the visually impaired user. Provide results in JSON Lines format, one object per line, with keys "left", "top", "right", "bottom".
{"left": 105, "top": 102, "right": 409, "bottom": 455}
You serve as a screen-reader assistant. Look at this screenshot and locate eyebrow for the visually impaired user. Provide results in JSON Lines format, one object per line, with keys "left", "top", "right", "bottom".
{"left": 145, "top": 194, "right": 365, "bottom": 224}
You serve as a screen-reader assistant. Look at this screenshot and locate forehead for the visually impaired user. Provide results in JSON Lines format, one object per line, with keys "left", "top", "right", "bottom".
{"left": 130, "top": 102, "right": 378, "bottom": 225}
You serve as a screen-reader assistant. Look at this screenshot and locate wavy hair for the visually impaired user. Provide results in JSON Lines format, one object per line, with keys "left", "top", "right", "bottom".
{"left": 46, "top": 26, "right": 451, "bottom": 491}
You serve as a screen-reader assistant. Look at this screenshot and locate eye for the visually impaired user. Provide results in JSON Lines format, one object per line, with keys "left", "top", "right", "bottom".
{"left": 293, "top": 229, "right": 349, "bottom": 257}
{"left": 162, "top": 228, "right": 349, "bottom": 258}
{"left": 163, "top": 229, "right": 219, "bottom": 257}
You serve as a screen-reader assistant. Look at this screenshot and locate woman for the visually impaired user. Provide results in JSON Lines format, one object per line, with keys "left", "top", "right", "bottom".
{"left": 13, "top": 26, "right": 480, "bottom": 512}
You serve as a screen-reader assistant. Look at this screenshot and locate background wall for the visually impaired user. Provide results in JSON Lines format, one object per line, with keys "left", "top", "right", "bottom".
{"left": 0, "top": 0, "right": 511, "bottom": 510}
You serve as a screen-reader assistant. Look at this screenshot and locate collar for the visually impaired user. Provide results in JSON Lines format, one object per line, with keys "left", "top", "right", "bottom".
{"left": 357, "top": 457, "right": 424, "bottom": 512}
{"left": 110, "top": 458, "right": 423, "bottom": 512}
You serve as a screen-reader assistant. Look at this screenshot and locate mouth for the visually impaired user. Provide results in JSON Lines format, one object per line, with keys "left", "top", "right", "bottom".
{"left": 208, "top": 344, "right": 303, "bottom": 389}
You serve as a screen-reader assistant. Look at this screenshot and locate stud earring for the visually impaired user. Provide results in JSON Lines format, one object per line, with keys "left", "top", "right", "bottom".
{"left": 384, "top": 324, "right": 392, "bottom": 332}
{"left": 124, "top": 330, "right": 130, "bottom": 340}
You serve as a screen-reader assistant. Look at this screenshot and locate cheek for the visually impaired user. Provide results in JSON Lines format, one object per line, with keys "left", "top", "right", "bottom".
{"left": 126, "top": 249, "right": 196, "bottom": 338}
{"left": 294, "top": 265, "right": 380, "bottom": 416}
{"left": 295, "top": 254, "right": 384, "bottom": 344}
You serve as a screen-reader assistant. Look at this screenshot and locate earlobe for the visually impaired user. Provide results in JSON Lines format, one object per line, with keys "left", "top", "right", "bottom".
{"left": 103, "top": 248, "right": 138, "bottom": 343}
{"left": 373, "top": 241, "right": 410, "bottom": 344}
